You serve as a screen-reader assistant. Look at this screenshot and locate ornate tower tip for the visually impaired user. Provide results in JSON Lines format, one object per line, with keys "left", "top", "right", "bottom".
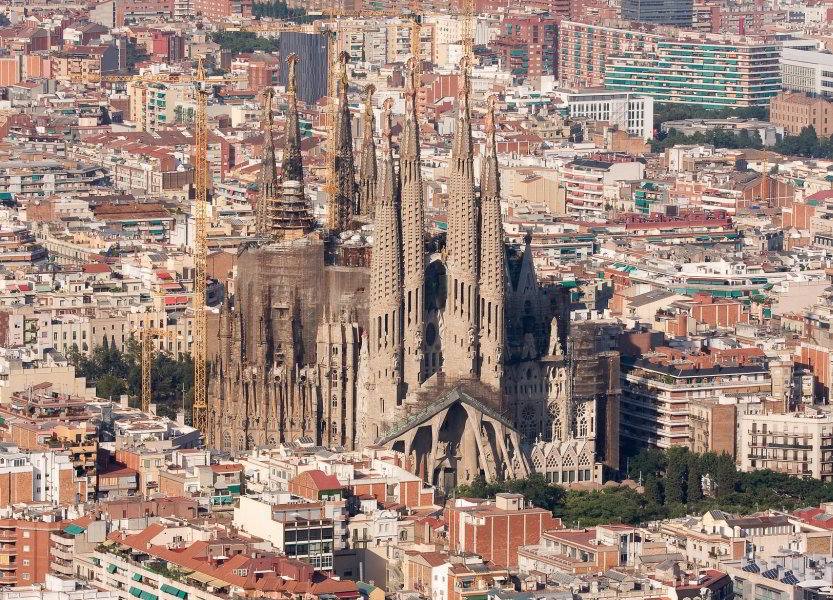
{"left": 364, "top": 84, "right": 375, "bottom": 115}
{"left": 262, "top": 87, "right": 275, "bottom": 124}
{"left": 286, "top": 53, "right": 298, "bottom": 95}
{"left": 485, "top": 95, "right": 497, "bottom": 137}
{"left": 382, "top": 97, "right": 393, "bottom": 142}
{"left": 338, "top": 51, "right": 350, "bottom": 95}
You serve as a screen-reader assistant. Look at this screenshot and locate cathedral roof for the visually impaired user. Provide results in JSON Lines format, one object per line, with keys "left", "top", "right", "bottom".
{"left": 375, "top": 387, "right": 513, "bottom": 446}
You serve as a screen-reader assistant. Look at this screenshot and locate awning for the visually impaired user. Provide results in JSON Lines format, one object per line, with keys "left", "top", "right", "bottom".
{"left": 161, "top": 584, "right": 186, "bottom": 597}
{"left": 140, "top": 592, "right": 158, "bottom": 600}
{"left": 107, "top": 564, "right": 118, "bottom": 573}
{"left": 133, "top": 573, "right": 142, "bottom": 581}
{"left": 64, "top": 524, "right": 85, "bottom": 535}
{"left": 187, "top": 572, "right": 215, "bottom": 584}
{"left": 129, "top": 588, "right": 142, "bottom": 598}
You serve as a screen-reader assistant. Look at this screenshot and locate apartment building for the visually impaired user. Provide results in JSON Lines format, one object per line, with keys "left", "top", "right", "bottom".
{"left": 770, "top": 91, "right": 833, "bottom": 136}
{"left": 0, "top": 506, "right": 70, "bottom": 585}
{"left": 233, "top": 497, "right": 337, "bottom": 570}
{"left": 739, "top": 409, "right": 833, "bottom": 481}
{"left": 518, "top": 526, "right": 631, "bottom": 575}
{"left": 490, "top": 16, "right": 557, "bottom": 81}
{"left": 561, "top": 155, "right": 645, "bottom": 218}
{"left": 446, "top": 494, "right": 562, "bottom": 568}
{"left": 605, "top": 35, "right": 781, "bottom": 107}
{"left": 0, "top": 161, "right": 108, "bottom": 199}
{"left": 127, "top": 81, "right": 191, "bottom": 132}
{"left": 620, "top": 346, "right": 772, "bottom": 449}
{"left": 558, "top": 21, "right": 662, "bottom": 88}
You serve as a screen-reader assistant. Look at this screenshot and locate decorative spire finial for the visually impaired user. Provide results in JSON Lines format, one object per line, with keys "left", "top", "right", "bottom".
{"left": 262, "top": 88, "right": 275, "bottom": 129}
{"left": 382, "top": 98, "right": 393, "bottom": 148}
{"left": 364, "top": 84, "right": 376, "bottom": 119}
{"left": 338, "top": 51, "right": 350, "bottom": 98}
{"left": 485, "top": 94, "right": 497, "bottom": 150}
{"left": 287, "top": 53, "right": 298, "bottom": 96}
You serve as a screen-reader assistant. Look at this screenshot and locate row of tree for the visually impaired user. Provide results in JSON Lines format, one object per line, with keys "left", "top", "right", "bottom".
{"left": 650, "top": 127, "right": 764, "bottom": 153}
{"left": 252, "top": 0, "right": 306, "bottom": 19}
{"left": 653, "top": 102, "right": 769, "bottom": 129}
{"left": 67, "top": 340, "right": 194, "bottom": 420}
{"left": 210, "top": 31, "right": 280, "bottom": 56}
{"left": 455, "top": 447, "right": 833, "bottom": 527}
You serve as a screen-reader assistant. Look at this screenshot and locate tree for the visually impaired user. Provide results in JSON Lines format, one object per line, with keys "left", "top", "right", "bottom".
{"left": 210, "top": 31, "right": 280, "bottom": 56}
{"left": 715, "top": 454, "right": 737, "bottom": 499}
{"left": 665, "top": 447, "right": 688, "bottom": 505}
{"left": 565, "top": 488, "right": 646, "bottom": 527}
{"left": 687, "top": 455, "right": 703, "bottom": 504}
{"left": 644, "top": 475, "right": 664, "bottom": 506}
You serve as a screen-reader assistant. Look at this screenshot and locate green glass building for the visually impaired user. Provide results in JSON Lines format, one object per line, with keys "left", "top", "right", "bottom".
{"left": 604, "top": 37, "right": 781, "bottom": 107}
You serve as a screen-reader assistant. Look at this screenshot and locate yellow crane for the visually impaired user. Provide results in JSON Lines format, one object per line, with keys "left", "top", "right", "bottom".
{"left": 190, "top": 59, "right": 246, "bottom": 436}
{"left": 463, "top": 0, "right": 474, "bottom": 68}
{"left": 139, "top": 328, "right": 180, "bottom": 414}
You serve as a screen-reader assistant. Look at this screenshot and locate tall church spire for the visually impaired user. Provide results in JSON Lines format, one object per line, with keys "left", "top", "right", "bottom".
{"left": 357, "top": 84, "right": 377, "bottom": 217}
{"left": 444, "top": 56, "right": 479, "bottom": 380}
{"left": 281, "top": 53, "right": 304, "bottom": 188}
{"left": 256, "top": 88, "right": 278, "bottom": 237}
{"left": 478, "top": 95, "right": 506, "bottom": 390}
{"left": 362, "top": 98, "right": 404, "bottom": 446}
{"left": 329, "top": 51, "right": 356, "bottom": 232}
{"left": 401, "top": 57, "right": 426, "bottom": 390}
{"left": 265, "top": 53, "right": 314, "bottom": 239}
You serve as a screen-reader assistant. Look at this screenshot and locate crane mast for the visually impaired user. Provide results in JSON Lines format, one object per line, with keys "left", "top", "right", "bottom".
{"left": 192, "top": 58, "right": 209, "bottom": 435}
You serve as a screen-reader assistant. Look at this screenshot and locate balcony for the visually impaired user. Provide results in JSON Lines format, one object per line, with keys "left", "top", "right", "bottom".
{"left": 50, "top": 559, "right": 73, "bottom": 576}
{"left": 52, "top": 545, "right": 73, "bottom": 561}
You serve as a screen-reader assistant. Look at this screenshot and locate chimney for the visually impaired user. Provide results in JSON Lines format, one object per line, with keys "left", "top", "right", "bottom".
{"left": 119, "top": 394, "right": 129, "bottom": 408}
{"left": 176, "top": 411, "right": 185, "bottom": 426}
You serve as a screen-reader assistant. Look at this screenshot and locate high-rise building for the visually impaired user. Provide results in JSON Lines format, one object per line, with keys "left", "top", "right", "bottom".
{"left": 278, "top": 32, "right": 328, "bottom": 105}
{"left": 605, "top": 35, "right": 781, "bottom": 107}
{"left": 558, "top": 20, "right": 662, "bottom": 89}
{"left": 622, "top": 0, "right": 693, "bottom": 28}
{"left": 490, "top": 15, "right": 558, "bottom": 81}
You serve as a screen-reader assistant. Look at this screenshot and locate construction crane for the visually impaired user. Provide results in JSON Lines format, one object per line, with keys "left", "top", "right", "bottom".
{"left": 139, "top": 328, "right": 180, "bottom": 414}
{"left": 189, "top": 62, "right": 247, "bottom": 434}
{"left": 462, "top": 0, "right": 474, "bottom": 67}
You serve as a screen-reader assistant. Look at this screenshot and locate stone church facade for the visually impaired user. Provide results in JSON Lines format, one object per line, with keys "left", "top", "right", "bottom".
{"left": 207, "top": 57, "right": 620, "bottom": 488}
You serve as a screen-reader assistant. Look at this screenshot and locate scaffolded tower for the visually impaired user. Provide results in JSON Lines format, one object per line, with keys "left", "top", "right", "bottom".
{"left": 264, "top": 53, "right": 315, "bottom": 241}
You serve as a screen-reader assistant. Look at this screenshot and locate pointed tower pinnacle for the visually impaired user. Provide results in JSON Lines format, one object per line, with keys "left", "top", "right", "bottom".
{"left": 281, "top": 53, "right": 304, "bottom": 187}
{"left": 478, "top": 95, "right": 506, "bottom": 390}
{"left": 256, "top": 88, "right": 278, "bottom": 237}
{"left": 364, "top": 97, "right": 404, "bottom": 442}
{"left": 265, "top": 53, "right": 314, "bottom": 239}
{"left": 357, "top": 84, "right": 377, "bottom": 217}
{"left": 329, "top": 51, "right": 356, "bottom": 233}
{"left": 444, "top": 55, "right": 480, "bottom": 380}
{"left": 401, "top": 56, "right": 426, "bottom": 390}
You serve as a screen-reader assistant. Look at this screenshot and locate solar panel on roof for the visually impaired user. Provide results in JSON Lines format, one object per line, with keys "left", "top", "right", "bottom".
{"left": 742, "top": 564, "right": 761, "bottom": 573}
{"left": 762, "top": 569, "right": 779, "bottom": 580}
{"left": 781, "top": 572, "right": 800, "bottom": 585}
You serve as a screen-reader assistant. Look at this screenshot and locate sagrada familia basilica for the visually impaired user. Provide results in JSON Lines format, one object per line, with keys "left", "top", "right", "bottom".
{"left": 207, "top": 54, "right": 621, "bottom": 488}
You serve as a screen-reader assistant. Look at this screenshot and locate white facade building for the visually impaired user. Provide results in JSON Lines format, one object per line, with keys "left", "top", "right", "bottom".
{"left": 781, "top": 48, "right": 833, "bottom": 97}
{"left": 739, "top": 409, "right": 833, "bottom": 481}
{"left": 552, "top": 88, "right": 654, "bottom": 141}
